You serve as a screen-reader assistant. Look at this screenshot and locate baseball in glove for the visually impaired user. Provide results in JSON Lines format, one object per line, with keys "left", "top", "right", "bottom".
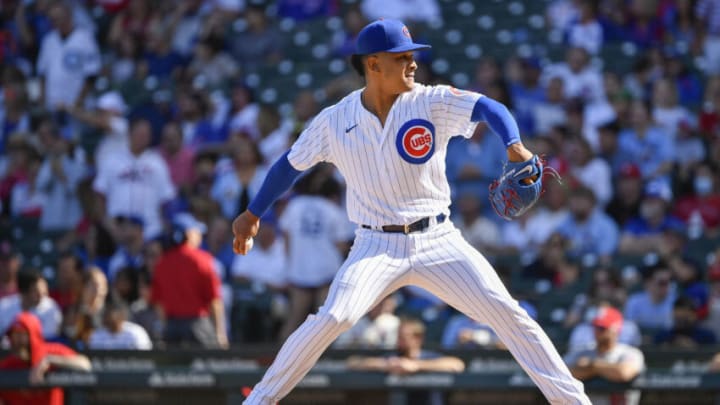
{"left": 489, "top": 155, "right": 559, "bottom": 221}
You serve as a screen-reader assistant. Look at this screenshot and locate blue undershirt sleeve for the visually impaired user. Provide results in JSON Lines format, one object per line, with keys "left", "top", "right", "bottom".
{"left": 247, "top": 151, "right": 303, "bottom": 217}
{"left": 470, "top": 96, "right": 521, "bottom": 147}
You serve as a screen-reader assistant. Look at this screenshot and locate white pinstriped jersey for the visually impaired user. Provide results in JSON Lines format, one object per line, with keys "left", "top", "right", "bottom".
{"left": 287, "top": 84, "right": 482, "bottom": 226}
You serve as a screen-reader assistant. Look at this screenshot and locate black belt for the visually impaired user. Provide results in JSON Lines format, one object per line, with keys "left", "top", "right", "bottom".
{"left": 361, "top": 214, "right": 446, "bottom": 234}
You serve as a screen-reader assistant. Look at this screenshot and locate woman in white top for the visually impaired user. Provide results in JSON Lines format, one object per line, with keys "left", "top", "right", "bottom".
{"left": 278, "top": 166, "right": 353, "bottom": 340}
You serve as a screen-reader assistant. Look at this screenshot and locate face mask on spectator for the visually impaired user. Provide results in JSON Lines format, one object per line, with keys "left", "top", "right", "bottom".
{"left": 694, "top": 176, "right": 713, "bottom": 196}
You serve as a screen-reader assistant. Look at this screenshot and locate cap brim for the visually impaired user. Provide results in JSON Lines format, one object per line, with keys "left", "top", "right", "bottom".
{"left": 386, "top": 43, "right": 431, "bottom": 53}
{"left": 355, "top": 43, "right": 431, "bottom": 56}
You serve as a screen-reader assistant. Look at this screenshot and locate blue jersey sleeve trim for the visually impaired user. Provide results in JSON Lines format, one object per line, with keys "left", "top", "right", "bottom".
{"left": 470, "top": 96, "right": 521, "bottom": 147}
{"left": 247, "top": 151, "right": 303, "bottom": 217}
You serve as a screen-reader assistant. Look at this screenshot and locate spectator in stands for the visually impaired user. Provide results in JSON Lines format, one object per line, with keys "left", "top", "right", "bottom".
{"left": 606, "top": 163, "right": 644, "bottom": 227}
{"left": 229, "top": 5, "right": 282, "bottom": 72}
{"left": 523, "top": 233, "right": 580, "bottom": 286}
{"left": 0, "top": 240, "right": 19, "bottom": 300}
{"left": 176, "top": 90, "right": 225, "bottom": 147}
{"left": 88, "top": 296, "right": 152, "bottom": 350}
{"left": 619, "top": 100, "right": 674, "bottom": 181}
{"left": 35, "top": 120, "right": 85, "bottom": 232}
{"left": 0, "top": 81, "right": 31, "bottom": 146}
{"left": 655, "top": 296, "right": 717, "bottom": 347}
{"left": 452, "top": 193, "right": 501, "bottom": 255}
{"left": 532, "top": 77, "right": 568, "bottom": 136}
{"left": 71, "top": 267, "right": 109, "bottom": 346}
{"left": 226, "top": 83, "right": 260, "bottom": 140}
{"left": 659, "top": 233, "right": 709, "bottom": 309}
{"left": 568, "top": 302, "right": 642, "bottom": 351}
{"left": 49, "top": 251, "right": 84, "bottom": 312}
{"left": 36, "top": 2, "right": 100, "bottom": 110}
{"left": 143, "top": 25, "right": 185, "bottom": 80}
{"left": 0, "top": 312, "right": 91, "bottom": 405}
{"left": 499, "top": 210, "right": 536, "bottom": 256}
{"left": 331, "top": 5, "right": 368, "bottom": 58}
{"left": 289, "top": 90, "right": 320, "bottom": 134}
{"left": 699, "top": 77, "right": 720, "bottom": 138}
{"left": 704, "top": 263, "right": 720, "bottom": 341}
{"left": 0, "top": 270, "right": 62, "bottom": 340}
{"left": 348, "top": 318, "right": 464, "bottom": 404}
{"left": 564, "top": 306, "right": 645, "bottom": 405}
{"left": 619, "top": 180, "right": 685, "bottom": 254}
{"left": 152, "top": 213, "right": 227, "bottom": 348}
{"left": 231, "top": 211, "right": 288, "bottom": 342}
{"left": 130, "top": 270, "right": 162, "bottom": 342}
{"left": 652, "top": 77, "right": 696, "bottom": 141}
{"left": 470, "top": 57, "right": 502, "bottom": 95}
{"left": 525, "top": 179, "right": 571, "bottom": 249}
{"left": 546, "top": 0, "right": 581, "bottom": 32}
{"left": 107, "top": 0, "right": 158, "bottom": 48}
{"left": 107, "top": 32, "right": 140, "bottom": 86}
{"left": 624, "top": 263, "right": 677, "bottom": 332}
{"left": 202, "top": 216, "right": 236, "bottom": 278}
{"left": 188, "top": 36, "right": 239, "bottom": 88}
{"left": 442, "top": 301, "right": 538, "bottom": 349}
{"left": 257, "top": 104, "right": 292, "bottom": 164}
{"left": 624, "top": 0, "right": 665, "bottom": 48}
{"left": 673, "top": 161, "right": 720, "bottom": 234}
{"left": 157, "top": 121, "right": 195, "bottom": 193}
{"left": 107, "top": 215, "right": 145, "bottom": 282}
{"left": 542, "top": 46, "right": 604, "bottom": 103}
{"left": 509, "top": 56, "right": 545, "bottom": 135}
{"left": 360, "top": 0, "right": 441, "bottom": 23}
{"left": 277, "top": 0, "right": 337, "bottom": 22}
{"left": 446, "top": 124, "right": 505, "bottom": 202}
{"left": 697, "top": 0, "right": 720, "bottom": 74}
{"left": 211, "top": 137, "right": 267, "bottom": 219}
{"left": 9, "top": 152, "right": 43, "bottom": 219}
{"left": 335, "top": 295, "right": 400, "bottom": 349}
{"left": 557, "top": 186, "right": 620, "bottom": 260}
{"left": 567, "top": 0, "right": 603, "bottom": 55}
{"left": 566, "top": 136, "right": 613, "bottom": 206}
{"left": 112, "top": 267, "right": 140, "bottom": 306}
{"left": 93, "top": 118, "right": 176, "bottom": 239}
{"left": 64, "top": 90, "right": 128, "bottom": 172}
{"left": 582, "top": 73, "right": 624, "bottom": 146}
{"left": 278, "top": 169, "right": 351, "bottom": 340}
{"left": 596, "top": 120, "right": 628, "bottom": 175}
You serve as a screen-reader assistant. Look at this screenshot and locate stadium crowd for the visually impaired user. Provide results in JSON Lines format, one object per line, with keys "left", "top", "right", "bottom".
{"left": 0, "top": 0, "right": 719, "bottom": 386}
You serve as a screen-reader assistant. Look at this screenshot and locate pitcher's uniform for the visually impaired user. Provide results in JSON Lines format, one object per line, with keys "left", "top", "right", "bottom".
{"left": 244, "top": 84, "right": 590, "bottom": 404}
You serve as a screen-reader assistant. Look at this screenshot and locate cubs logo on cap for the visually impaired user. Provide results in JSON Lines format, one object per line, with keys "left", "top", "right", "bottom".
{"left": 396, "top": 119, "right": 435, "bottom": 164}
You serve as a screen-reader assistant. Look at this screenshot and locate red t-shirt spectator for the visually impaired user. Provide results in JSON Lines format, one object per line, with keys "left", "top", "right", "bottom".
{"left": 674, "top": 194, "right": 720, "bottom": 230}
{"left": 151, "top": 244, "right": 221, "bottom": 318}
{"left": 0, "top": 313, "right": 78, "bottom": 405}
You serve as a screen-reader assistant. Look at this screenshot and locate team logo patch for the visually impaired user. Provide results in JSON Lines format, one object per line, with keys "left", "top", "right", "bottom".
{"left": 449, "top": 87, "right": 465, "bottom": 96}
{"left": 396, "top": 119, "right": 435, "bottom": 164}
{"left": 402, "top": 26, "right": 411, "bottom": 39}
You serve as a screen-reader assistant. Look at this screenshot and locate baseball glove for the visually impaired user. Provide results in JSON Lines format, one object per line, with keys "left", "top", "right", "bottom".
{"left": 489, "top": 155, "right": 558, "bottom": 221}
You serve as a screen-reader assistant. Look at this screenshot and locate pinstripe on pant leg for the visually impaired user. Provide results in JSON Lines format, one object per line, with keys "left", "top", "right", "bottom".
{"left": 410, "top": 223, "right": 591, "bottom": 405}
{"left": 244, "top": 231, "right": 411, "bottom": 405}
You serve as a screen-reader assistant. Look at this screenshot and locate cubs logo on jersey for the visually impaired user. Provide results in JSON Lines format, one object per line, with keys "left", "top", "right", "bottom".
{"left": 395, "top": 119, "right": 435, "bottom": 164}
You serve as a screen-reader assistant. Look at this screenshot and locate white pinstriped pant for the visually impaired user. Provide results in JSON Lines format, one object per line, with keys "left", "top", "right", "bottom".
{"left": 244, "top": 220, "right": 591, "bottom": 405}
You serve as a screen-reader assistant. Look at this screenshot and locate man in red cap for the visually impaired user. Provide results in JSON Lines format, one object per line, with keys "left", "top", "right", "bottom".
{"left": 564, "top": 304, "right": 645, "bottom": 405}
{"left": 0, "top": 312, "right": 91, "bottom": 405}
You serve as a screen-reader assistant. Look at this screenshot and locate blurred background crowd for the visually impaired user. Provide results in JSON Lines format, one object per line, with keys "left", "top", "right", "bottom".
{"left": 0, "top": 0, "right": 719, "bottom": 367}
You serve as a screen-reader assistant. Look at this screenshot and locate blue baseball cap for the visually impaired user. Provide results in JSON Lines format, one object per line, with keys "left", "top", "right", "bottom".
{"left": 355, "top": 19, "right": 431, "bottom": 56}
{"left": 173, "top": 213, "right": 207, "bottom": 234}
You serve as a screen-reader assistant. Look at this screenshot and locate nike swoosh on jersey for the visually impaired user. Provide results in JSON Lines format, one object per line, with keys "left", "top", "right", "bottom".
{"left": 514, "top": 165, "right": 534, "bottom": 177}
{"left": 345, "top": 124, "right": 358, "bottom": 133}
